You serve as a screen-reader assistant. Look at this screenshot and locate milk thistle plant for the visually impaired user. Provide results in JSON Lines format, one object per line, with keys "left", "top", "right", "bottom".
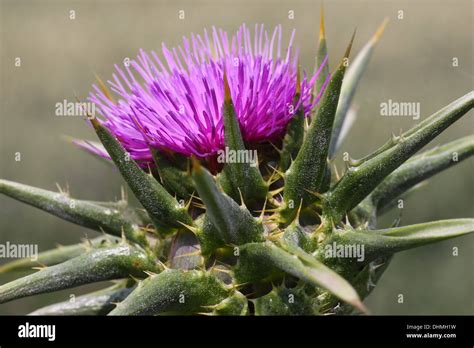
{"left": 0, "top": 14, "right": 473, "bottom": 316}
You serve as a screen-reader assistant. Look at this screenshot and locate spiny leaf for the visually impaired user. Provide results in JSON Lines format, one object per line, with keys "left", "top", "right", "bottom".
{"left": 253, "top": 285, "right": 318, "bottom": 315}
{"left": 0, "top": 236, "right": 120, "bottom": 274}
{"left": 211, "top": 291, "right": 248, "bottom": 315}
{"left": 352, "top": 257, "right": 392, "bottom": 301}
{"left": 355, "top": 134, "right": 472, "bottom": 224}
{"left": 325, "top": 92, "right": 474, "bottom": 221}
{"left": 192, "top": 159, "right": 264, "bottom": 246}
{"left": 332, "top": 105, "right": 358, "bottom": 156}
{"left": 90, "top": 118, "right": 192, "bottom": 232}
{"left": 0, "top": 244, "right": 159, "bottom": 304}
{"left": 150, "top": 147, "right": 195, "bottom": 199}
{"left": 218, "top": 72, "right": 268, "bottom": 203}
{"left": 279, "top": 69, "right": 305, "bottom": 172}
{"left": 192, "top": 214, "right": 225, "bottom": 256}
{"left": 320, "top": 219, "right": 474, "bottom": 267}
{"left": 281, "top": 32, "right": 356, "bottom": 223}
{"left": 377, "top": 182, "right": 426, "bottom": 216}
{"left": 233, "top": 242, "right": 366, "bottom": 313}
{"left": 313, "top": 4, "right": 330, "bottom": 98}
{"left": 29, "top": 281, "right": 134, "bottom": 315}
{"left": 282, "top": 223, "right": 315, "bottom": 253}
{"left": 321, "top": 256, "right": 392, "bottom": 314}
{"left": 108, "top": 269, "right": 229, "bottom": 315}
{"left": 279, "top": 109, "right": 305, "bottom": 172}
{"left": 374, "top": 218, "right": 474, "bottom": 238}
{"left": 329, "top": 18, "right": 388, "bottom": 158}
{"left": 320, "top": 161, "right": 332, "bottom": 193}
{"left": 0, "top": 179, "right": 146, "bottom": 244}
{"left": 368, "top": 135, "right": 474, "bottom": 210}
{"left": 351, "top": 92, "right": 473, "bottom": 166}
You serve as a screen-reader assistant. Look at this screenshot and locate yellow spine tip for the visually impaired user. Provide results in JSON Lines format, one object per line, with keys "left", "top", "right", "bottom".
{"left": 296, "top": 64, "right": 301, "bottom": 94}
{"left": 223, "top": 68, "right": 232, "bottom": 103}
{"left": 343, "top": 28, "right": 357, "bottom": 61}
{"left": 293, "top": 199, "right": 303, "bottom": 225}
{"left": 191, "top": 156, "right": 202, "bottom": 173}
{"left": 319, "top": 4, "right": 326, "bottom": 40}
{"left": 372, "top": 17, "right": 389, "bottom": 43}
{"left": 94, "top": 73, "right": 115, "bottom": 103}
{"left": 90, "top": 117, "right": 101, "bottom": 129}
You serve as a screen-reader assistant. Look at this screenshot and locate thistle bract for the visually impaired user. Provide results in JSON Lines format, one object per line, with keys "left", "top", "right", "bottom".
{"left": 0, "top": 15, "right": 473, "bottom": 316}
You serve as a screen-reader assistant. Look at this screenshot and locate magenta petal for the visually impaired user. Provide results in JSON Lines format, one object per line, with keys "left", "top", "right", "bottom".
{"left": 88, "top": 24, "right": 327, "bottom": 163}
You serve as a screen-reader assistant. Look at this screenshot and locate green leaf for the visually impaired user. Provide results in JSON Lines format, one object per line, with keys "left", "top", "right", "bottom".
{"left": 325, "top": 92, "right": 474, "bottom": 221}
{"left": 0, "top": 179, "right": 146, "bottom": 244}
{"left": 218, "top": 73, "right": 268, "bottom": 203}
{"left": 279, "top": 103, "right": 305, "bottom": 172}
{"left": 193, "top": 214, "right": 225, "bottom": 256}
{"left": 329, "top": 19, "right": 388, "bottom": 157}
{"left": 90, "top": 118, "right": 192, "bottom": 232}
{"left": 211, "top": 291, "right": 248, "bottom": 315}
{"left": 253, "top": 285, "right": 318, "bottom": 315}
{"left": 150, "top": 147, "right": 195, "bottom": 199}
{"left": 377, "top": 182, "right": 425, "bottom": 216}
{"left": 321, "top": 219, "right": 474, "bottom": 265}
{"left": 282, "top": 223, "right": 315, "bottom": 253}
{"left": 281, "top": 32, "right": 356, "bottom": 223}
{"left": 312, "top": 4, "right": 330, "bottom": 98}
{"left": 368, "top": 135, "right": 474, "bottom": 210}
{"left": 233, "top": 242, "right": 366, "bottom": 312}
{"left": 0, "top": 244, "right": 159, "bottom": 304}
{"left": 320, "top": 256, "right": 392, "bottom": 314}
{"left": 279, "top": 68, "right": 305, "bottom": 172}
{"left": 192, "top": 159, "right": 264, "bottom": 246}
{"left": 352, "top": 256, "right": 392, "bottom": 301}
{"left": 29, "top": 281, "right": 134, "bottom": 315}
{"left": 108, "top": 270, "right": 230, "bottom": 315}
{"left": 319, "top": 161, "right": 332, "bottom": 193}
{"left": 0, "top": 236, "right": 119, "bottom": 274}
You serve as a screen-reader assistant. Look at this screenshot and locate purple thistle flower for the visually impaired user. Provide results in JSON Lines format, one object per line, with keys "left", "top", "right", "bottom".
{"left": 84, "top": 24, "right": 329, "bottom": 164}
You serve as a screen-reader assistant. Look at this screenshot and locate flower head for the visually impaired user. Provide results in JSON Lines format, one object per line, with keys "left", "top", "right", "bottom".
{"left": 85, "top": 24, "right": 329, "bottom": 164}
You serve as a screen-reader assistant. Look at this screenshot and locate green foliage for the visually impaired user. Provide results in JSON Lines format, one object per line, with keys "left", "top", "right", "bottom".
{"left": 280, "top": 32, "right": 355, "bottom": 223}
{"left": 109, "top": 270, "right": 230, "bottom": 315}
{"left": 253, "top": 285, "right": 318, "bottom": 315}
{"left": 0, "top": 243, "right": 160, "bottom": 304}
{"left": 91, "top": 118, "right": 192, "bottom": 233}
{"left": 218, "top": 74, "right": 268, "bottom": 203}
{"left": 0, "top": 17, "right": 472, "bottom": 316}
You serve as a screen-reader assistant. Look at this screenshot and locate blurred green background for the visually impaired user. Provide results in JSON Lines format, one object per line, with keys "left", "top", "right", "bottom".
{"left": 0, "top": 0, "right": 472, "bottom": 314}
